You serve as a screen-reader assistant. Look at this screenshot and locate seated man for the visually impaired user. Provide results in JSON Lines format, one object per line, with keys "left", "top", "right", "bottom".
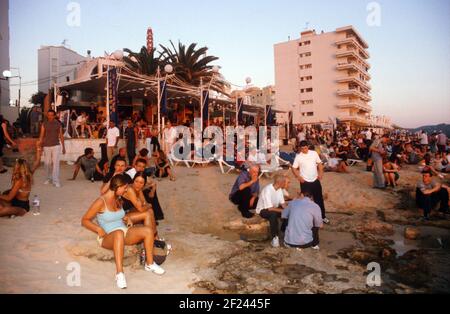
{"left": 229, "top": 164, "right": 260, "bottom": 218}
{"left": 282, "top": 191, "right": 323, "bottom": 250}
{"left": 75, "top": 111, "right": 93, "bottom": 138}
{"left": 416, "top": 169, "right": 449, "bottom": 220}
{"left": 255, "top": 175, "right": 289, "bottom": 248}
{"left": 324, "top": 152, "right": 348, "bottom": 173}
{"left": 108, "top": 148, "right": 127, "bottom": 176}
{"left": 101, "top": 157, "right": 127, "bottom": 195}
{"left": 70, "top": 148, "right": 104, "bottom": 182}
{"left": 126, "top": 158, "right": 147, "bottom": 180}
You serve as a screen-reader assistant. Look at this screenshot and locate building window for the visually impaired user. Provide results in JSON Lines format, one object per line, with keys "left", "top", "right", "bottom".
{"left": 300, "top": 76, "right": 312, "bottom": 81}
{"left": 300, "top": 88, "right": 313, "bottom": 93}
{"left": 51, "top": 58, "right": 58, "bottom": 73}
{"left": 301, "top": 100, "right": 314, "bottom": 105}
{"left": 300, "top": 64, "right": 312, "bottom": 70}
{"left": 299, "top": 52, "right": 311, "bottom": 58}
{"left": 302, "top": 112, "right": 314, "bottom": 117}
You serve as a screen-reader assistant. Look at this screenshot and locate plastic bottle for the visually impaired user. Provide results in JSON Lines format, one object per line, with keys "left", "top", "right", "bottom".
{"left": 32, "top": 195, "right": 40, "bottom": 216}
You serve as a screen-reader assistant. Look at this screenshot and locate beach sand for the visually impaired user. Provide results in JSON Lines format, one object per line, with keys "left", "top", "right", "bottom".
{"left": 0, "top": 159, "right": 448, "bottom": 293}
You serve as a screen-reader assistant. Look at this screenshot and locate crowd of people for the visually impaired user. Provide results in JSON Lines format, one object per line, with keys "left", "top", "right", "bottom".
{"left": 1, "top": 109, "right": 449, "bottom": 288}
{"left": 229, "top": 124, "right": 449, "bottom": 251}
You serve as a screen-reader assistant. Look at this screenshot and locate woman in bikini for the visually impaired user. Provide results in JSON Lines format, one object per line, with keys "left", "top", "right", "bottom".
{"left": 0, "top": 159, "right": 33, "bottom": 217}
{"left": 82, "top": 174, "right": 165, "bottom": 289}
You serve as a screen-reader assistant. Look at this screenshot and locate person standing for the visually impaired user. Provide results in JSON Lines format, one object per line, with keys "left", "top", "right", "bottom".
{"left": 420, "top": 130, "right": 429, "bottom": 149}
{"left": 162, "top": 121, "right": 176, "bottom": 155}
{"left": 0, "top": 115, "right": 17, "bottom": 174}
{"left": 437, "top": 131, "right": 448, "bottom": 155}
{"left": 106, "top": 121, "right": 120, "bottom": 162}
{"left": 125, "top": 119, "right": 138, "bottom": 165}
{"left": 369, "top": 135, "right": 388, "bottom": 189}
{"left": 38, "top": 109, "right": 66, "bottom": 187}
{"left": 30, "top": 106, "right": 41, "bottom": 137}
{"left": 291, "top": 140, "right": 329, "bottom": 224}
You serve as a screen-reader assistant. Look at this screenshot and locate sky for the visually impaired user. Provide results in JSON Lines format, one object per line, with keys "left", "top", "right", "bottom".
{"left": 5, "top": 0, "right": 450, "bottom": 128}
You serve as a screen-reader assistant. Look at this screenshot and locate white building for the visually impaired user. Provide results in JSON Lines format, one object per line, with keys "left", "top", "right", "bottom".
{"left": 38, "top": 45, "right": 87, "bottom": 94}
{"left": 0, "top": 0, "right": 15, "bottom": 122}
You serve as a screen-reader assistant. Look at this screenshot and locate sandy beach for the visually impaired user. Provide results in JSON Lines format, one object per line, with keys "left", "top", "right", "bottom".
{"left": 0, "top": 157, "right": 449, "bottom": 294}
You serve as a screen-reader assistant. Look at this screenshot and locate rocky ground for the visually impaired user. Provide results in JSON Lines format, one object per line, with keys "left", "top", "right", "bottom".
{"left": 1, "top": 147, "right": 449, "bottom": 293}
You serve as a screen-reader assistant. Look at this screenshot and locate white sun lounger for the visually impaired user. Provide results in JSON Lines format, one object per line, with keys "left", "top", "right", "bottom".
{"left": 168, "top": 153, "right": 192, "bottom": 168}
{"left": 217, "top": 158, "right": 239, "bottom": 174}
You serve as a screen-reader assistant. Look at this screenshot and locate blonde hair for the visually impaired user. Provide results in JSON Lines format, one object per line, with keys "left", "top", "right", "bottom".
{"left": 12, "top": 159, "right": 33, "bottom": 187}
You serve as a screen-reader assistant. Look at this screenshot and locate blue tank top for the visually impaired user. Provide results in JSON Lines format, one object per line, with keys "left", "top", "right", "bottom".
{"left": 97, "top": 197, "right": 126, "bottom": 234}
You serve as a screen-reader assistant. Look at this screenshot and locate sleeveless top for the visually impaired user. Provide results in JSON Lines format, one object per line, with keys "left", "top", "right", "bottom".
{"left": 96, "top": 197, "right": 126, "bottom": 234}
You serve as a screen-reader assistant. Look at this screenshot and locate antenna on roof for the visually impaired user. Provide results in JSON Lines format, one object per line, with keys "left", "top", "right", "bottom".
{"left": 304, "top": 22, "right": 310, "bottom": 30}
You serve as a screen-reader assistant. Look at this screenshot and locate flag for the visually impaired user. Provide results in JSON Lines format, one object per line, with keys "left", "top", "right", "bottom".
{"left": 237, "top": 98, "right": 244, "bottom": 123}
{"left": 266, "top": 105, "right": 274, "bottom": 125}
{"left": 108, "top": 67, "right": 119, "bottom": 125}
{"left": 202, "top": 90, "right": 209, "bottom": 128}
{"left": 160, "top": 80, "right": 167, "bottom": 116}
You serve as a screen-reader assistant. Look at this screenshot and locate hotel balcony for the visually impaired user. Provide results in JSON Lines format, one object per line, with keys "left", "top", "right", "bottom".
{"left": 337, "top": 76, "right": 371, "bottom": 90}
{"left": 336, "top": 62, "right": 371, "bottom": 79}
{"left": 336, "top": 49, "right": 370, "bottom": 69}
{"left": 337, "top": 101, "right": 372, "bottom": 112}
{"left": 338, "top": 114, "right": 371, "bottom": 126}
{"left": 335, "top": 37, "right": 370, "bottom": 59}
{"left": 337, "top": 88, "right": 372, "bottom": 102}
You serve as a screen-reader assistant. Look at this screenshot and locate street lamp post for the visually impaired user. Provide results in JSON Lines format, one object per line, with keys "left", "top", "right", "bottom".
{"left": 2, "top": 68, "right": 21, "bottom": 116}
{"left": 157, "top": 64, "right": 173, "bottom": 139}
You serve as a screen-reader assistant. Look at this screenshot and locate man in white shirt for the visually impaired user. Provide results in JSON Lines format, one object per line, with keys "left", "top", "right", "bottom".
{"left": 256, "top": 175, "right": 290, "bottom": 247}
{"left": 420, "top": 130, "right": 429, "bottom": 146}
{"left": 163, "top": 121, "right": 177, "bottom": 155}
{"left": 291, "top": 140, "right": 329, "bottom": 224}
{"left": 365, "top": 129, "right": 372, "bottom": 141}
{"left": 106, "top": 120, "right": 120, "bottom": 162}
{"left": 75, "top": 111, "right": 93, "bottom": 138}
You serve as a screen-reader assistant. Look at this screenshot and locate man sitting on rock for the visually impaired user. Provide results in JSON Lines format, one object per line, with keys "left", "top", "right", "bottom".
{"left": 229, "top": 165, "right": 260, "bottom": 218}
{"left": 282, "top": 191, "right": 323, "bottom": 250}
{"left": 416, "top": 169, "right": 449, "bottom": 221}
{"left": 255, "top": 175, "right": 290, "bottom": 248}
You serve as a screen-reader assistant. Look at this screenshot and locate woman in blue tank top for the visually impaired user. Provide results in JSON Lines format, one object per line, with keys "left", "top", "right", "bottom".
{"left": 82, "top": 174, "right": 166, "bottom": 289}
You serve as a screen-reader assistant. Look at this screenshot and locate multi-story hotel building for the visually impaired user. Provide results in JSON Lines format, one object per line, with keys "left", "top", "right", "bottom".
{"left": 274, "top": 25, "right": 384, "bottom": 128}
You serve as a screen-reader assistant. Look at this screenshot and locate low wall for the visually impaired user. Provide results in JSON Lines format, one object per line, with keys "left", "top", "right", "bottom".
{"left": 62, "top": 139, "right": 126, "bottom": 162}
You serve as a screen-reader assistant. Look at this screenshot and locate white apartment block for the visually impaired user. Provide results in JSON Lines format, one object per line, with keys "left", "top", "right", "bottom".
{"left": 274, "top": 26, "right": 390, "bottom": 128}
{"left": 38, "top": 45, "right": 87, "bottom": 94}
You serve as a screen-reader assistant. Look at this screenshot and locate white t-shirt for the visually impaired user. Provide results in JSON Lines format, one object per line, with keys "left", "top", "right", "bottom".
{"left": 292, "top": 150, "right": 322, "bottom": 182}
{"left": 106, "top": 127, "right": 120, "bottom": 147}
{"left": 76, "top": 115, "right": 87, "bottom": 126}
{"left": 420, "top": 133, "right": 428, "bottom": 145}
{"left": 365, "top": 130, "right": 372, "bottom": 140}
{"left": 327, "top": 157, "right": 339, "bottom": 168}
{"left": 163, "top": 127, "right": 177, "bottom": 143}
{"left": 256, "top": 184, "right": 285, "bottom": 214}
{"left": 126, "top": 168, "right": 137, "bottom": 180}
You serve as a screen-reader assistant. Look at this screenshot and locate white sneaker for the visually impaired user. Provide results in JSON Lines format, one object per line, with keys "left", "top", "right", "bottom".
{"left": 115, "top": 272, "right": 127, "bottom": 289}
{"left": 323, "top": 218, "right": 330, "bottom": 224}
{"left": 54, "top": 183, "right": 61, "bottom": 188}
{"left": 145, "top": 262, "right": 165, "bottom": 275}
{"left": 44, "top": 179, "right": 52, "bottom": 185}
{"left": 271, "top": 236, "right": 280, "bottom": 248}
{"left": 312, "top": 245, "right": 320, "bottom": 250}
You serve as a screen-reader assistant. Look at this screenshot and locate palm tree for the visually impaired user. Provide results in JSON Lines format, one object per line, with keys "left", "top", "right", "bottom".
{"left": 123, "top": 46, "right": 161, "bottom": 76}
{"left": 159, "top": 41, "right": 230, "bottom": 94}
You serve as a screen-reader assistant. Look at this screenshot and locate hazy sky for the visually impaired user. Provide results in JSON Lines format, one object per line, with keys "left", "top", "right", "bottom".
{"left": 6, "top": 0, "right": 450, "bottom": 128}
